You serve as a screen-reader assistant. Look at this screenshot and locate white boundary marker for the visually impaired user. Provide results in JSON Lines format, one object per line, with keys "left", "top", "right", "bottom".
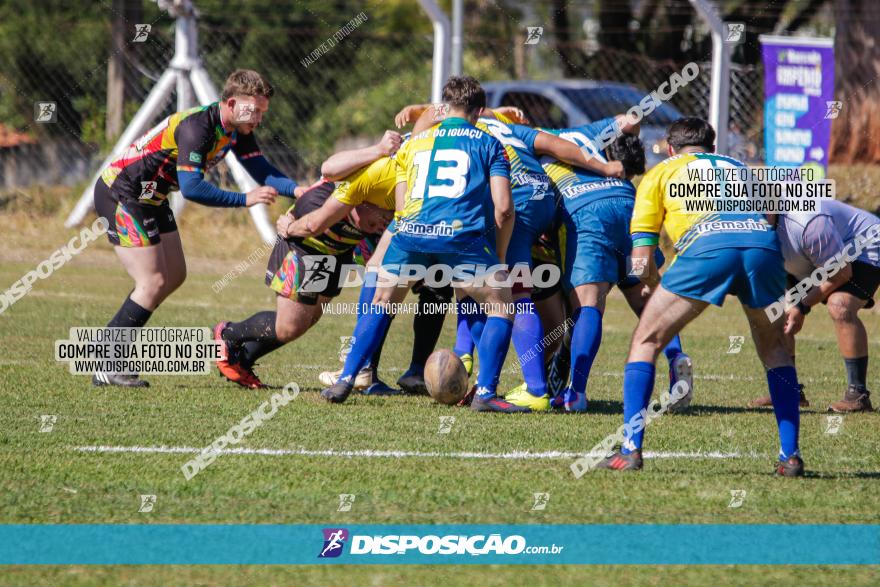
{"left": 75, "top": 445, "right": 757, "bottom": 461}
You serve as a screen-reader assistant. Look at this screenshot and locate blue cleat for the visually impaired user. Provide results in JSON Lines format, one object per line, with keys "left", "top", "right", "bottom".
{"left": 361, "top": 380, "right": 401, "bottom": 396}
{"left": 550, "top": 387, "right": 587, "bottom": 413}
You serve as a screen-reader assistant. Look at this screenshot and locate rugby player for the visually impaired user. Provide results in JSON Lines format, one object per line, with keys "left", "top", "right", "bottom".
{"left": 213, "top": 132, "right": 401, "bottom": 389}
{"left": 312, "top": 134, "right": 456, "bottom": 395}
{"left": 321, "top": 76, "right": 523, "bottom": 412}
{"left": 394, "top": 103, "right": 627, "bottom": 411}
{"left": 526, "top": 117, "right": 693, "bottom": 413}
{"left": 596, "top": 117, "right": 804, "bottom": 476}
{"left": 748, "top": 200, "right": 880, "bottom": 412}
{"left": 93, "top": 70, "right": 295, "bottom": 387}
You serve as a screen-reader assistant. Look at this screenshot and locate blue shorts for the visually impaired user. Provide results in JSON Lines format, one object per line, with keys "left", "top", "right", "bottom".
{"left": 562, "top": 197, "right": 636, "bottom": 290}
{"left": 382, "top": 236, "right": 501, "bottom": 280}
{"left": 507, "top": 200, "right": 556, "bottom": 268}
{"left": 661, "top": 246, "right": 785, "bottom": 308}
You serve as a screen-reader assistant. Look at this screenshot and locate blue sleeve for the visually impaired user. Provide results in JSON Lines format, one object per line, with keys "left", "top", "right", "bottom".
{"left": 177, "top": 170, "right": 246, "bottom": 208}
{"left": 509, "top": 124, "right": 539, "bottom": 151}
{"left": 576, "top": 117, "right": 619, "bottom": 142}
{"left": 488, "top": 140, "right": 510, "bottom": 179}
{"left": 239, "top": 155, "right": 298, "bottom": 196}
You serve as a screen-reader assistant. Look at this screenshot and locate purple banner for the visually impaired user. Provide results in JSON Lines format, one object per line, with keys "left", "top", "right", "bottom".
{"left": 760, "top": 35, "right": 835, "bottom": 171}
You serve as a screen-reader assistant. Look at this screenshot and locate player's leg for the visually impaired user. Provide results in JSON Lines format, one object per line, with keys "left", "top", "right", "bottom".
{"left": 398, "top": 283, "right": 453, "bottom": 394}
{"left": 595, "top": 286, "right": 708, "bottom": 470}
{"left": 621, "top": 277, "right": 692, "bottom": 412}
{"left": 452, "top": 301, "right": 476, "bottom": 375}
{"left": 535, "top": 287, "right": 571, "bottom": 399}
{"left": 457, "top": 268, "right": 526, "bottom": 413}
{"left": 321, "top": 240, "right": 416, "bottom": 403}
{"left": 560, "top": 282, "right": 611, "bottom": 412}
{"left": 827, "top": 287, "right": 873, "bottom": 412}
{"left": 738, "top": 246, "right": 803, "bottom": 476}
{"left": 93, "top": 186, "right": 173, "bottom": 387}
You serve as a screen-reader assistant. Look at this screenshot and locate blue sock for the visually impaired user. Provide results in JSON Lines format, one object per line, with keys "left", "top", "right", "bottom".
{"left": 356, "top": 272, "right": 378, "bottom": 318}
{"left": 569, "top": 306, "right": 602, "bottom": 396}
{"left": 453, "top": 304, "right": 475, "bottom": 357}
{"left": 663, "top": 334, "right": 683, "bottom": 364}
{"left": 475, "top": 316, "right": 513, "bottom": 398}
{"left": 512, "top": 297, "right": 548, "bottom": 397}
{"left": 621, "top": 361, "right": 656, "bottom": 454}
{"left": 461, "top": 297, "right": 486, "bottom": 347}
{"left": 766, "top": 366, "right": 801, "bottom": 459}
{"left": 337, "top": 306, "right": 392, "bottom": 384}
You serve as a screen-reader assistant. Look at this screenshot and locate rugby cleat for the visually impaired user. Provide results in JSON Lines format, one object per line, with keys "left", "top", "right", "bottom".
{"left": 667, "top": 353, "right": 694, "bottom": 413}
{"left": 459, "top": 353, "right": 474, "bottom": 377}
{"left": 318, "top": 367, "right": 374, "bottom": 390}
{"left": 505, "top": 383, "right": 550, "bottom": 412}
{"left": 92, "top": 372, "right": 149, "bottom": 388}
{"left": 361, "top": 380, "right": 401, "bottom": 396}
{"left": 546, "top": 346, "right": 570, "bottom": 398}
{"left": 218, "top": 362, "right": 266, "bottom": 389}
{"left": 828, "top": 386, "right": 873, "bottom": 413}
{"left": 321, "top": 381, "right": 354, "bottom": 403}
{"left": 747, "top": 384, "right": 810, "bottom": 409}
{"left": 471, "top": 393, "right": 532, "bottom": 413}
{"left": 397, "top": 369, "right": 428, "bottom": 395}
{"left": 775, "top": 454, "right": 805, "bottom": 477}
{"left": 550, "top": 387, "right": 587, "bottom": 413}
{"left": 595, "top": 449, "right": 643, "bottom": 471}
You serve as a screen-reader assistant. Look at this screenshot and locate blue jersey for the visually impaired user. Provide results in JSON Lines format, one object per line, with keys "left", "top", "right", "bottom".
{"left": 523, "top": 117, "right": 634, "bottom": 216}
{"left": 394, "top": 117, "right": 510, "bottom": 252}
{"left": 477, "top": 117, "right": 552, "bottom": 214}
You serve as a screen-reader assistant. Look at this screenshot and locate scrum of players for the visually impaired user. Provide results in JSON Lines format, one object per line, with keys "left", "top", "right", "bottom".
{"left": 94, "top": 70, "right": 880, "bottom": 477}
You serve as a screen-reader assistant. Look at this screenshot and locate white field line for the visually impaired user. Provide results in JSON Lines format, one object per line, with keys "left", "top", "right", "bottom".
{"left": 74, "top": 445, "right": 758, "bottom": 461}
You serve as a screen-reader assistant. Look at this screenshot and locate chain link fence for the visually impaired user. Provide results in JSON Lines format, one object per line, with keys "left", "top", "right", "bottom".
{"left": 0, "top": 1, "right": 765, "bottom": 194}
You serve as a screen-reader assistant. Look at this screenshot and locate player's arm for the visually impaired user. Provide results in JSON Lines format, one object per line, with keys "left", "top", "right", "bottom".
{"left": 491, "top": 176, "right": 515, "bottom": 264}
{"left": 176, "top": 121, "right": 275, "bottom": 208}
{"left": 532, "top": 130, "right": 624, "bottom": 178}
{"left": 233, "top": 132, "right": 298, "bottom": 196}
{"left": 629, "top": 169, "right": 667, "bottom": 287}
{"left": 320, "top": 130, "right": 402, "bottom": 180}
{"left": 488, "top": 142, "right": 515, "bottom": 264}
{"left": 483, "top": 106, "right": 529, "bottom": 125}
{"left": 277, "top": 197, "right": 354, "bottom": 239}
{"left": 394, "top": 103, "right": 432, "bottom": 128}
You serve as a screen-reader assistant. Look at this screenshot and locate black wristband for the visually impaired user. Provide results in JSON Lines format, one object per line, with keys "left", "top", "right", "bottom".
{"left": 796, "top": 300, "right": 811, "bottom": 315}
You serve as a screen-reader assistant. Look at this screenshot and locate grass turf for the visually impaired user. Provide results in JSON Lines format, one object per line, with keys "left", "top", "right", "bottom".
{"left": 0, "top": 216, "right": 878, "bottom": 584}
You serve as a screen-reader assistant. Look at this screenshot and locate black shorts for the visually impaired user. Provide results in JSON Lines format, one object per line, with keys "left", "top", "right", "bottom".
{"left": 94, "top": 179, "right": 177, "bottom": 247}
{"left": 265, "top": 239, "right": 347, "bottom": 305}
{"left": 787, "top": 261, "right": 880, "bottom": 309}
{"left": 832, "top": 261, "right": 880, "bottom": 308}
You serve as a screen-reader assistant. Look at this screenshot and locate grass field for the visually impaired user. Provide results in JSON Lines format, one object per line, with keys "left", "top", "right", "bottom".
{"left": 1, "top": 203, "right": 879, "bottom": 585}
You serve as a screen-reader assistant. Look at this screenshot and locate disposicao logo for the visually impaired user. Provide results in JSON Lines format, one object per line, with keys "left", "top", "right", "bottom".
{"left": 318, "top": 528, "right": 349, "bottom": 558}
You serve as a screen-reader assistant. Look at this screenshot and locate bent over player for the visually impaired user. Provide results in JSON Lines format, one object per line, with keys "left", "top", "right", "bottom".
{"left": 596, "top": 118, "right": 804, "bottom": 476}
{"left": 321, "top": 76, "right": 524, "bottom": 412}
{"left": 93, "top": 69, "right": 296, "bottom": 387}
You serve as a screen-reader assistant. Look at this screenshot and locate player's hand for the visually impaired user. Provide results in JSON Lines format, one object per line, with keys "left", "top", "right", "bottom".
{"left": 378, "top": 130, "right": 403, "bottom": 156}
{"left": 604, "top": 160, "right": 625, "bottom": 179}
{"left": 394, "top": 105, "right": 426, "bottom": 129}
{"left": 276, "top": 213, "right": 294, "bottom": 237}
{"left": 494, "top": 106, "right": 529, "bottom": 125}
{"left": 783, "top": 306, "right": 806, "bottom": 336}
{"left": 246, "top": 186, "right": 278, "bottom": 207}
{"left": 293, "top": 185, "right": 308, "bottom": 198}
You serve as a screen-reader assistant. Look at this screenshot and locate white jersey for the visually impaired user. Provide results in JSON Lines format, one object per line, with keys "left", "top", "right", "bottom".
{"left": 777, "top": 200, "right": 880, "bottom": 279}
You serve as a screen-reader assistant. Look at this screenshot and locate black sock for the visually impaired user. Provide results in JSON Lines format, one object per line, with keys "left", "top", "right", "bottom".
{"left": 844, "top": 356, "right": 869, "bottom": 390}
{"left": 239, "top": 339, "right": 286, "bottom": 369}
{"left": 368, "top": 315, "right": 393, "bottom": 377}
{"left": 222, "top": 311, "right": 281, "bottom": 363}
{"left": 410, "top": 290, "right": 448, "bottom": 371}
{"left": 107, "top": 294, "right": 153, "bottom": 328}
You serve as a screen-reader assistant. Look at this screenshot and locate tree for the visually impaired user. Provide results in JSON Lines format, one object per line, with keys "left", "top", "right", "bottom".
{"left": 830, "top": 0, "right": 880, "bottom": 163}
